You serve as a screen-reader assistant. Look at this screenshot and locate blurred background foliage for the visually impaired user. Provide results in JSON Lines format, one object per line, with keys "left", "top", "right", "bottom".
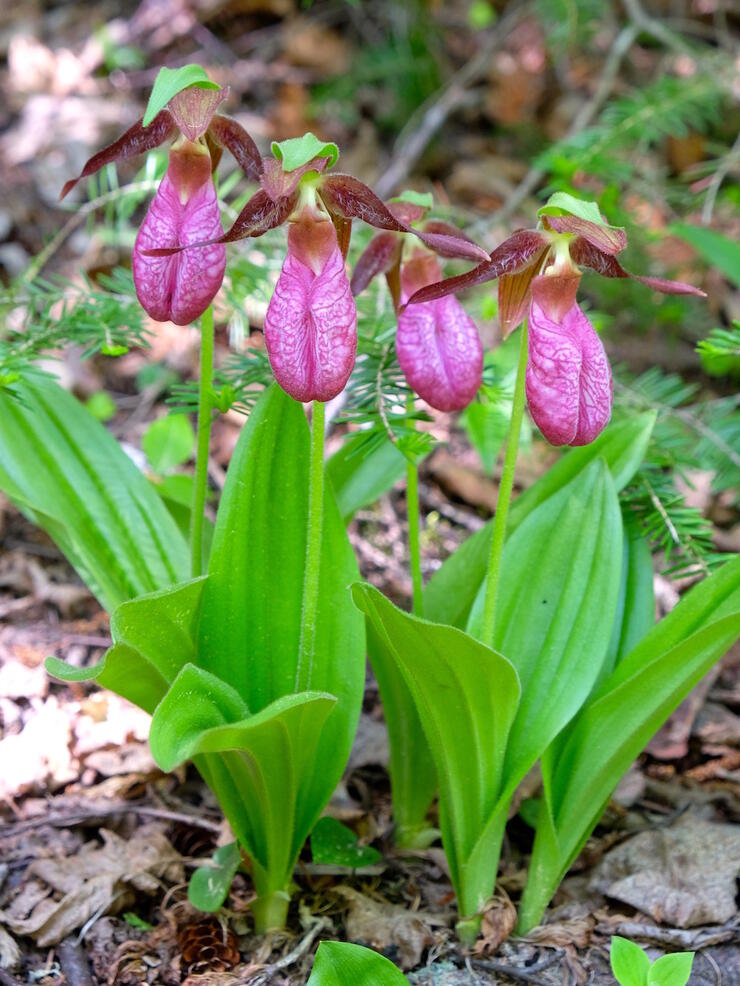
{"left": 0, "top": 0, "right": 738, "bottom": 578}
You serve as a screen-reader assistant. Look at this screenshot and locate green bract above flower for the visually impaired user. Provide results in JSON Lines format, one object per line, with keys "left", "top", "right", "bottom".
{"left": 271, "top": 132, "right": 339, "bottom": 172}
{"left": 142, "top": 65, "right": 221, "bottom": 128}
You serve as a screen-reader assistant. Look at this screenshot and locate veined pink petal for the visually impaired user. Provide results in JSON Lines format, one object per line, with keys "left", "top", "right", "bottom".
{"left": 526, "top": 300, "right": 612, "bottom": 447}
{"left": 264, "top": 230, "right": 357, "bottom": 403}
{"left": 133, "top": 156, "right": 225, "bottom": 325}
{"left": 397, "top": 294, "right": 483, "bottom": 412}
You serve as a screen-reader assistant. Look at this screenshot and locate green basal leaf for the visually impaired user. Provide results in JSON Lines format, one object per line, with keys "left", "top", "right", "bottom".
{"left": 519, "top": 553, "right": 740, "bottom": 933}
{"left": 468, "top": 459, "right": 622, "bottom": 786}
{"left": 611, "top": 937, "right": 651, "bottom": 986}
{"left": 0, "top": 377, "right": 189, "bottom": 611}
{"left": 307, "top": 942, "right": 409, "bottom": 985}
{"left": 366, "top": 618, "right": 437, "bottom": 848}
{"left": 648, "top": 952, "right": 694, "bottom": 986}
{"left": 463, "top": 401, "right": 511, "bottom": 475}
{"left": 150, "top": 663, "right": 336, "bottom": 899}
{"left": 143, "top": 65, "right": 220, "bottom": 127}
{"left": 142, "top": 414, "right": 195, "bottom": 475}
{"left": 353, "top": 583, "right": 520, "bottom": 922}
{"left": 198, "top": 384, "right": 365, "bottom": 848}
{"left": 327, "top": 431, "right": 407, "bottom": 523}
{"left": 604, "top": 517, "right": 654, "bottom": 683}
{"left": 389, "top": 190, "right": 434, "bottom": 209}
{"left": 46, "top": 578, "right": 206, "bottom": 714}
{"left": 538, "top": 191, "right": 606, "bottom": 225}
{"left": 310, "top": 818, "right": 381, "bottom": 868}
{"left": 271, "top": 132, "right": 339, "bottom": 171}
{"left": 188, "top": 842, "right": 243, "bottom": 913}
{"left": 423, "top": 413, "right": 655, "bottom": 630}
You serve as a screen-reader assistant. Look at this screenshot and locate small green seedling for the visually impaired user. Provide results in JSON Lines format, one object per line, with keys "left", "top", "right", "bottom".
{"left": 610, "top": 936, "right": 694, "bottom": 986}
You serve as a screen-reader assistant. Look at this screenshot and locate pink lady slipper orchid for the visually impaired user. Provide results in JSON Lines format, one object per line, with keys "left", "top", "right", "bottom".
{"left": 351, "top": 197, "right": 487, "bottom": 411}
{"left": 61, "top": 71, "right": 262, "bottom": 325}
{"left": 153, "top": 136, "right": 487, "bottom": 404}
{"left": 406, "top": 193, "right": 706, "bottom": 446}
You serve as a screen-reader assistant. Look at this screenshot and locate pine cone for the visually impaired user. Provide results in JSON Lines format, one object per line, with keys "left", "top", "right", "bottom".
{"left": 178, "top": 917, "right": 240, "bottom": 974}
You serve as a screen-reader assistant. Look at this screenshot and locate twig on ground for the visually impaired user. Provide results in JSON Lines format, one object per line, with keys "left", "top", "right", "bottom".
{"left": 0, "top": 803, "right": 223, "bottom": 838}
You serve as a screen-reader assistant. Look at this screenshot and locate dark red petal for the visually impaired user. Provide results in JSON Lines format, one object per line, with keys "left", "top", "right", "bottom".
{"left": 60, "top": 111, "right": 176, "bottom": 200}
{"left": 207, "top": 114, "right": 262, "bottom": 182}
{"left": 388, "top": 201, "right": 426, "bottom": 224}
{"left": 318, "top": 175, "right": 408, "bottom": 232}
{"left": 350, "top": 232, "right": 401, "bottom": 296}
{"left": 571, "top": 239, "right": 707, "bottom": 296}
{"left": 543, "top": 214, "right": 626, "bottom": 255}
{"left": 414, "top": 221, "right": 489, "bottom": 263}
{"left": 405, "top": 229, "right": 549, "bottom": 306}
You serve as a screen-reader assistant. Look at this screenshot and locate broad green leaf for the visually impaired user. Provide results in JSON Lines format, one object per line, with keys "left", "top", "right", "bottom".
{"left": 327, "top": 431, "right": 407, "bottom": 522}
{"left": 468, "top": 460, "right": 622, "bottom": 786}
{"left": 366, "top": 618, "right": 437, "bottom": 848}
{"left": 142, "top": 414, "right": 195, "bottom": 474}
{"left": 0, "top": 377, "right": 189, "bottom": 610}
{"left": 271, "top": 132, "right": 339, "bottom": 171}
{"left": 46, "top": 578, "right": 205, "bottom": 714}
{"left": 85, "top": 391, "right": 116, "bottom": 422}
{"left": 310, "top": 818, "right": 381, "bottom": 868}
{"left": 604, "top": 517, "right": 654, "bottom": 682}
{"left": 519, "top": 554, "right": 740, "bottom": 932}
{"left": 610, "top": 937, "right": 651, "bottom": 986}
{"left": 150, "top": 663, "right": 336, "bottom": 895}
{"left": 143, "top": 65, "right": 220, "bottom": 127}
{"left": 197, "top": 384, "right": 365, "bottom": 857}
{"left": 538, "top": 192, "right": 605, "bottom": 225}
{"left": 670, "top": 224, "right": 740, "bottom": 288}
{"left": 648, "top": 952, "right": 694, "bottom": 986}
{"left": 353, "top": 583, "right": 520, "bottom": 919}
{"left": 423, "top": 413, "right": 655, "bottom": 629}
{"left": 307, "top": 942, "right": 409, "bottom": 986}
{"left": 188, "top": 842, "right": 242, "bottom": 913}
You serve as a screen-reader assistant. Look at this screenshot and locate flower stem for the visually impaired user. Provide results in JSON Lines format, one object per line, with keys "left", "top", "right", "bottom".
{"left": 296, "top": 400, "right": 325, "bottom": 691}
{"left": 190, "top": 304, "right": 214, "bottom": 578}
{"left": 481, "top": 320, "right": 528, "bottom": 646}
{"left": 406, "top": 397, "right": 423, "bottom": 616}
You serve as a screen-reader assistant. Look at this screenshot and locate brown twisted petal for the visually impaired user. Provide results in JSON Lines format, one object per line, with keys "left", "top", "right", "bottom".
{"left": 498, "top": 244, "right": 550, "bottom": 337}
{"left": 542, "top": 213, "right": 627, "bottom": 255}
{"left": 571, "top": 239, "right": 707, "bottom": 296}
{"left": 318, "top": 174, "right": 408, "bottom": 232}
{"left": 350, "top": 232, "right": 402, "bottom": 296}
{"left": 60, "top": 111, "right": 176, "bottom": 200}
{"left": 414, "top": 222, "right": 489, "bottom": 263}
{"left": 405, "top": 229, "right": 550, "bottom": 307}
{"left": 207, "top": 114, "right": 262, "bottom": 182}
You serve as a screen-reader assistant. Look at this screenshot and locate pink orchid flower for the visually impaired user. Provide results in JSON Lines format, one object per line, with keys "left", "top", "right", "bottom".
{"left": 61, "top": 84, "right": 261, "bottom": 325}
{"left": 406, "top": 206, "right": 706, "bottom": 446}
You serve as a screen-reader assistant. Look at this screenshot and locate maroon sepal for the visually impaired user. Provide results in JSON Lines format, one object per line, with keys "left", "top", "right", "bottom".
{"left": 318, "top": 175, "right": 408, "bottom": 233}
{"left": 168, "top": 86, "right": 229, "bottom": 142}
{"left": 415, "top": 220, "right": 489, "bottom": 263}
{"left": 60, "top": 111, "right": 177, "bottom": 200}
{"left": 405, "top": 229, "right": 548, "bottom": 307}
{"left": 388, "top": 201, "right": 426, "bottom": 225}
{"left": 350, "top": 232, "right": 402, "bottom": 296}
{"left": 542, "top": 214, "right": 626, "bottom": 255}
{"left": 207, "top": 114, "right": 262, "bottom": 182}
{"left": 571, "top": 239, "right": 707, "bottom": 296}
{"left": 262, "top": 155, "right": 332, "bottom": 202}
{"left": 142, "top": 188, "right": 296, "bottom": 257}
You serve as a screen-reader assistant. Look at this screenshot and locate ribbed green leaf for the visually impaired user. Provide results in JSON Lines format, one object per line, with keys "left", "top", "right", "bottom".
{"left": 353, "top": 583, "right": 520, "bottom": 920}
{"left": 197, "top": 384, "right": 365, "bottom": 849}
{"left": 307, "top": 942, "right": 408, "bottom": 985}
{"left": 469, "top": 459, "right": 623, "bottom": 786}
{"left": 519, "top": 554, "right": 740, "bottom": 932}
{"left": 46, "top": 578, "right": 205, "bottom": 714}
{"left": 423, "top": 413, "right": 655, "bottom": 629}
{"left": 0, "top": 377, "right": 189, "bottom": 610}
{"left": 150, "top": 663, "right": 336, "bottom": 895}
{"left": 604, "top": 517, "right": 655, "bottom": 681}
